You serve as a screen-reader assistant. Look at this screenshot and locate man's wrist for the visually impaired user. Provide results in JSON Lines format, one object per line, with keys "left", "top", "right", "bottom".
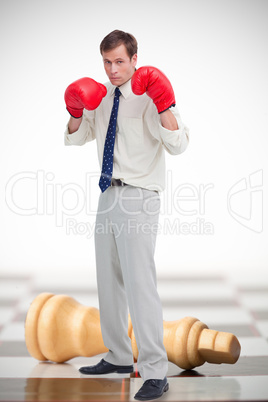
{"left": 68, "top": 116, "right": 83, "bottom": 134}
{"left": 160, "top": 109, "right": 178, "bottom": 131}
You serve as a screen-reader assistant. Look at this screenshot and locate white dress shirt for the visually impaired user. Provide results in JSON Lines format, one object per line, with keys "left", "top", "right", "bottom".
{"left": 64, "top": 78, "right": 189, "bottom": 192}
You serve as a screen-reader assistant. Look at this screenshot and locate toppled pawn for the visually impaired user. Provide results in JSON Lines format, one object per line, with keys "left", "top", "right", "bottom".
{"left": 25, "top": 293, "right": 241, "bottom": 370}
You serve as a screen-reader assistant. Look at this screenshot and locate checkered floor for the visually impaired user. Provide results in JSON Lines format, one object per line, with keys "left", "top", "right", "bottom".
{"left": 0, "top": 272, "right": 268, "bottom": 401}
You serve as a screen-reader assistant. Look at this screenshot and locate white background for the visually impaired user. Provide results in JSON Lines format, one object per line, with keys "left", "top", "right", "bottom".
{"left": 0, "top": 0, "right": 267, "bottom": 285}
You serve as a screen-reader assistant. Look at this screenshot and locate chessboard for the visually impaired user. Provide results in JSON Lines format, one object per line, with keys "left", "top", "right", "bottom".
{"left": 0, "top": 272, "right": 268, "bottom": 401}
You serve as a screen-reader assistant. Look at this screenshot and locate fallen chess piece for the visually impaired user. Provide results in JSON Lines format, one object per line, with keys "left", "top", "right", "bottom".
{"left": 25, "top": 293, "right": 241, "bottom": 370}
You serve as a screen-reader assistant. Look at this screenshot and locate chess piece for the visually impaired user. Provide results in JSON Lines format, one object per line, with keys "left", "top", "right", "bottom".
{"left": 25, "top": 293, "right": 241, "bottom": 370}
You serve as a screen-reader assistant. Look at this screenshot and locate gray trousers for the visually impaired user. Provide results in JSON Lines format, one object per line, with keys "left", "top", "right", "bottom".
{"left": 94, "top": 185, "right": 168, "bottom": 381}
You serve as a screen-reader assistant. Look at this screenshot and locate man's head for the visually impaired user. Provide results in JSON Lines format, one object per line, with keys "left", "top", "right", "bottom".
{"left": 100, "top": 30, "right": 138, "bottom": 87}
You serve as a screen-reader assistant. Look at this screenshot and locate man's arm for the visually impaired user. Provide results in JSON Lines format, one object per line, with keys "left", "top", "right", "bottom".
{"left": 68, "top": 116, "right": 83, "bottom": 134}
{"left": 160, "top": 109, "right": 178, "bottom": 131}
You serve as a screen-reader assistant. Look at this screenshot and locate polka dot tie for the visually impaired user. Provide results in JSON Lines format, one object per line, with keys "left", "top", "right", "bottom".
{"left": 99, "top": 87, "right": 121, "bottom": 192}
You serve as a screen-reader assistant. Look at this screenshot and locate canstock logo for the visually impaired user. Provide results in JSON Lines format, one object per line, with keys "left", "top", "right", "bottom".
{"left": 227, "top": 170, "right": 263, "bottom": 233}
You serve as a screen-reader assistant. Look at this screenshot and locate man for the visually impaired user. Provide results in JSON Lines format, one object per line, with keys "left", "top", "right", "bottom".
{"left": 64, "top": 30, "right": 189, "bottom": 401}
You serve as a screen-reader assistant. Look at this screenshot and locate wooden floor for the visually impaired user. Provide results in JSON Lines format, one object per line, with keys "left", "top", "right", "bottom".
{"left": 0, "top": 273, "right": 268, "bottom": 401}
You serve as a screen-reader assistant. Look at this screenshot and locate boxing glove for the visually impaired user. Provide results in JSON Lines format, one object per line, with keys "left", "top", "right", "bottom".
{"left": 64, "top": 77, "right": 107, "bottom": 118}
{"left": 131, "top": 66, "right": 176, "bottom": 113}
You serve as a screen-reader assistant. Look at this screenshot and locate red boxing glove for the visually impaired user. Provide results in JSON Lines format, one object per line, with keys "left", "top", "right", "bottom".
{"left": 131, "top": 66, "right": 176, "bottom": 113}
{"left": 64, "top": 77, "right": 107, "bottom": 118}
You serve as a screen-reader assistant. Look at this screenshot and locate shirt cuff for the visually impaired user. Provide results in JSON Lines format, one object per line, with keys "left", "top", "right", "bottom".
{"left": 64, "top": 113, "right": 95, "bottom": 146}
{"left": 158, "top": 107, "right": 189, "bottom": 155}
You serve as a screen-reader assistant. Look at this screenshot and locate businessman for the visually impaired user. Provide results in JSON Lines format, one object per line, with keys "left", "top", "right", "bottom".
{"left": 64, "top": 30, "right": 189, "bottom": 400}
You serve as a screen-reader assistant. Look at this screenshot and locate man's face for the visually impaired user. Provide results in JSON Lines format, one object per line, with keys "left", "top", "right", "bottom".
{"left": 102, "top": 44, "right": 137, "bottom": 87}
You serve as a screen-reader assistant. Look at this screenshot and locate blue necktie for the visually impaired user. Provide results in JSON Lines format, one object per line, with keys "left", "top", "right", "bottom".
{"left": 99, "top": 87, "right": 121, "bottom": 192}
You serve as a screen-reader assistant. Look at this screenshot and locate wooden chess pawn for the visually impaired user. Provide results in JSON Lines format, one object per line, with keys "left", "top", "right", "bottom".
{"left": 25, "top": 293, "right": 241, "bottom": 370}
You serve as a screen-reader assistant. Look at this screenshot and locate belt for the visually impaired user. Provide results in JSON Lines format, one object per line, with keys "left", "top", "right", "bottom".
{"left": 110, "top": 178, "right": 128, "bottom": 187}
{"left": 110, "top": 179, "right": 158, "bottom": 193}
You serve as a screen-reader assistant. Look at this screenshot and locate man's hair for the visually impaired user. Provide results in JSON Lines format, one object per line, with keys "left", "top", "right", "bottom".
{"left": 100, "top": 30, "right": 138, "bottom": 59}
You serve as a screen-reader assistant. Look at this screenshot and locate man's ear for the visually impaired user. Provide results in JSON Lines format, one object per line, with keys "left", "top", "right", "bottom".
{"left": 132, "top": 53, "right": 138, "bottom": 67}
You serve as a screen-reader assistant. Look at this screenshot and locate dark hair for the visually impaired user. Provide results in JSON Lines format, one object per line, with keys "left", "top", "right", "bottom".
{"left": 100, "top": 30, "right": 138, "bottom": 59}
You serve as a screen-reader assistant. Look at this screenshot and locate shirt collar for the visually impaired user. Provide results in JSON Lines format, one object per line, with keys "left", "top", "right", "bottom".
{"left": 111, "top": 78, "right": 132, "bottom": 99}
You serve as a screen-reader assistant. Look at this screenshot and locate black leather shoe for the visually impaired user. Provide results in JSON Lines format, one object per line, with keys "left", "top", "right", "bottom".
{"left": 79, "top": 359, "right": 134, "bottom": 375}
{"left": 134, "top": 377, "right": 169, "bottom": 401}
